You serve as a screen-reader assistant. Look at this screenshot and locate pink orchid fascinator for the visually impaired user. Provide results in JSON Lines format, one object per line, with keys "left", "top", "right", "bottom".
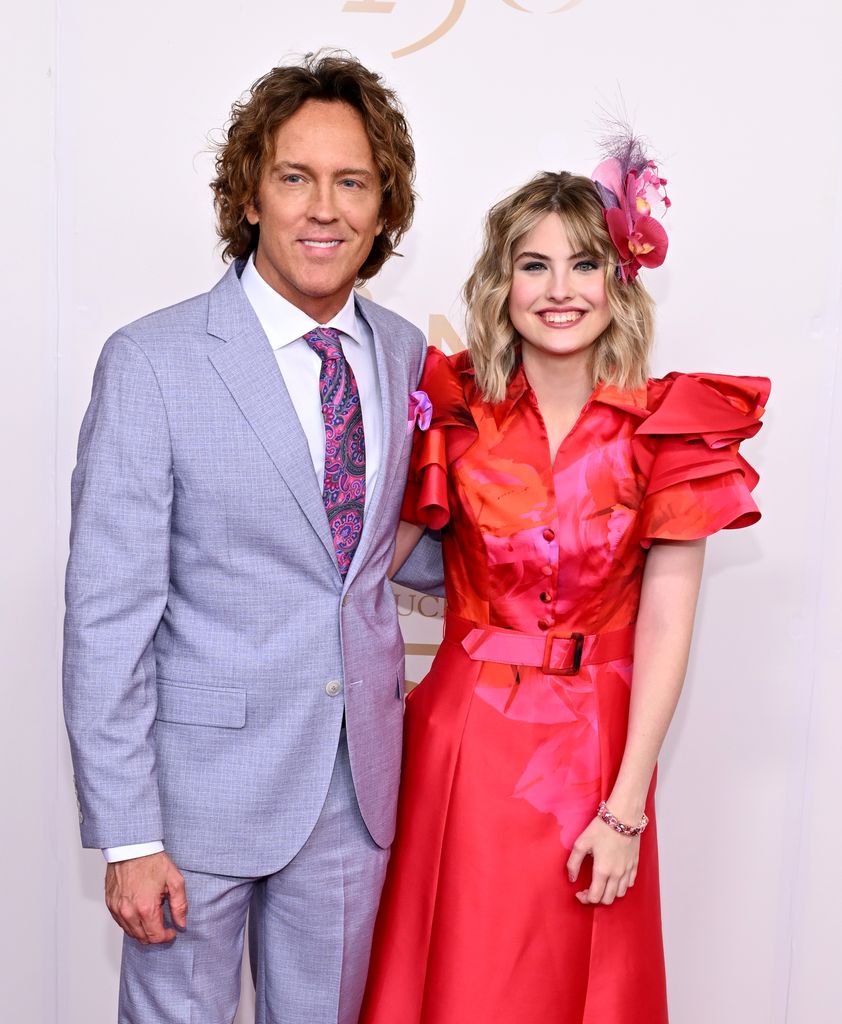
{"left": 408, "top": 390, "right": 432, "bottom": 435}
{"left": 591, "top": 128, "right": 670, "bottom": 283}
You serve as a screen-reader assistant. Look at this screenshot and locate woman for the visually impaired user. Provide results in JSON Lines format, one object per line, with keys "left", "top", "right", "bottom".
{"left": 361, "top": 142, "right": 769, "bottom": 1023}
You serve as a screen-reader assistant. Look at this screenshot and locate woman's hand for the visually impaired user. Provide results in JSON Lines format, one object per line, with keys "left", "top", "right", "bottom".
{"left": 566, "top": 816, "right": 640, "bottom": 906}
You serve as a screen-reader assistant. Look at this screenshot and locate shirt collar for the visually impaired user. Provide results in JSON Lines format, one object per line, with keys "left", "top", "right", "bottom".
{"left": 240, "top": 253, "right": 362, "bottom": 350}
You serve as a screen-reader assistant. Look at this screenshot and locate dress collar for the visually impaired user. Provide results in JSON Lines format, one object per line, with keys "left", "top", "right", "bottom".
{"left": 458, "top": 347, "right": 650, "bottom": 422}
{"left": 590, "top": 380, "right": 650, "bottom": 419}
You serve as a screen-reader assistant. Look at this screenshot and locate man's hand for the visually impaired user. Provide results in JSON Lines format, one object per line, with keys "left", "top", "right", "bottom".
{"left": 105, "top": 851, "right": 187, "bottom": 944}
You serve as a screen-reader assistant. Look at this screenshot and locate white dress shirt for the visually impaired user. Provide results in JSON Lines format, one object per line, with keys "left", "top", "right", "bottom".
{"left": 103, "top": 256, "right": 384, "bottom": 863}
{"left": 240, "top": 254, "right": 382, "bottom": 503}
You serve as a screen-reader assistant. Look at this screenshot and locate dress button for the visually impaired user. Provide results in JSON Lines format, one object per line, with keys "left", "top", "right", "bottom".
{"left": 341, "top": 594, "right": 351, "bottom": 607}
{"left": 325, "top": 679, "right": 343, "bottom": 697}
{"left": 538, "top": 619, "right": 553, "bottom": 631}
{"left": 543, "top": 528, "right": 555, "bottom": 541}
{"left": 540, "top": 591, "right": 552, "bottom": 603}
{"left": 541, "top": 565, "right": 553, "bottom": 577}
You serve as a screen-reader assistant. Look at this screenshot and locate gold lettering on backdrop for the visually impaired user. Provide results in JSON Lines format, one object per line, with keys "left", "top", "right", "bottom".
{"left": 391, "top": 0, "right": 467, "bottom": 58}
{"left": 405, "top": 643, "right": 442, "bottom": 656}
{"left": 343, "top": 0, "right": 587, "bottom": 57}
{"left": 342, "top": 1, "right": 396, "bottom": 11}
{"left": 393, "top": 587, "right": 446, "bottom": 619}
{"left": 428, "top": 314, "right": 466, "bottom": 353}
{"left": 502, "top": 0, "right": 584, "bottom": 12}
{"left": 417, "top": 594, "right": 445, "bottom": 618}
{"left": 393, "top": 589, "right": 445, "bottom": 690}
{"left": 405, "top": 640, "right": 440, "bottom": 689}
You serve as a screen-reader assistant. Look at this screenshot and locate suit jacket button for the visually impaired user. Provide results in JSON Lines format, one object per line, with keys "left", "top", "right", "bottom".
{"left": 325, "top": 679, "right": 343, "bottom": 697}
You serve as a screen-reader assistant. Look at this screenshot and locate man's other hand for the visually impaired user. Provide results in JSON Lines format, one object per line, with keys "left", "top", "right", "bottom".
{"left": 105, "top": 851, "right": 188, "bottom": 944}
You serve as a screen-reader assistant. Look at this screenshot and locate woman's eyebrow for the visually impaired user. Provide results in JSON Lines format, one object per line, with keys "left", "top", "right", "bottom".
{"left": 514, "top": 250, "right": 592, "bottom": 261}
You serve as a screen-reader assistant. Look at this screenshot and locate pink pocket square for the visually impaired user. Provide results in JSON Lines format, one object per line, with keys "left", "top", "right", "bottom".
{"left": 407, "top": 390, "right": 432, "bottom": 434}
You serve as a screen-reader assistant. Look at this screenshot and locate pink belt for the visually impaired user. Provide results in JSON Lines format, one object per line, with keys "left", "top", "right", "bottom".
{"left": 445, "top": 615, "right": 635, "bottom": 676}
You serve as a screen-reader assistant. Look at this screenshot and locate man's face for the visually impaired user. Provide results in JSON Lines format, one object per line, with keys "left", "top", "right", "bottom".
{"left": 246, "top": 99, "right": 384, "bottom": 322}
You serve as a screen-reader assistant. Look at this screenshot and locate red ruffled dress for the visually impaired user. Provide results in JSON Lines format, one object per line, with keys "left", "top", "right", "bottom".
{"left": 361, "top": 349, "right": 769, "bottom": 1024}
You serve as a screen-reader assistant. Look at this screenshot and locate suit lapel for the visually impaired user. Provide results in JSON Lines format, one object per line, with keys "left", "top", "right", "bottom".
{"left": 206, "top": 265, "right": 339, "bottom": 571}
{"left": 344, "top": 297, "right": 406, "bottom": 590}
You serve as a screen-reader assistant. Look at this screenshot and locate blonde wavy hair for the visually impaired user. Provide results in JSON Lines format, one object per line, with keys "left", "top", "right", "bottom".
{"left": 464, "top": 171, "right": 655, "bottom": 402}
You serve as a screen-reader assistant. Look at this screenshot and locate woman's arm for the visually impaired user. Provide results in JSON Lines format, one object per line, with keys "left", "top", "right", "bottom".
{"left": 567, "top": 537, "right": 706, "bottom": 905}
{"left": 389, "top": 521, "right": 425, "bottom": 579}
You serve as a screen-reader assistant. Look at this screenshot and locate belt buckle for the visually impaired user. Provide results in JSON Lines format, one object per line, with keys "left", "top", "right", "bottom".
{"left": 542, "top": 629, "right": 585, "bottom": 676}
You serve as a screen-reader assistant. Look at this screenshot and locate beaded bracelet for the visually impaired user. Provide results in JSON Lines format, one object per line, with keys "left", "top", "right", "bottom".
{"left": 597, "top": 800, "right": 649, "bottom": 838}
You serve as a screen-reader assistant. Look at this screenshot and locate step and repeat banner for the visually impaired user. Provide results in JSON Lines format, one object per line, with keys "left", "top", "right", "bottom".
{"left": 5, "top": 1, "right": 837, "bottom": 1022}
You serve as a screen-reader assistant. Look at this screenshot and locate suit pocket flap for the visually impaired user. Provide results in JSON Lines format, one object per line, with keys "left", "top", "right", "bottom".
{"left": 155, "top": 680, "right": 246, "bottom": 729}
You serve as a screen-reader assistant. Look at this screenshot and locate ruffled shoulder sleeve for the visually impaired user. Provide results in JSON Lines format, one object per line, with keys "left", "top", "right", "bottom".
{"left": 400, "top": 347, "right": 478, "bottom": 529}
{"left": 633, "top": 372, "right": 770, "bottom": 547}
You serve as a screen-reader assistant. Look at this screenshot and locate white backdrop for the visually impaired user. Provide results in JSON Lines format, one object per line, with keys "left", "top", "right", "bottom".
{"left": 3, "top": 1, "right": 841, "bottom": 1021}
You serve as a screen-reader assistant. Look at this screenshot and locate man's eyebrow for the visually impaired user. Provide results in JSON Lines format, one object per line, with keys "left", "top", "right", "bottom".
{"left": 334, "top": 167, "right": 375, "bottom": 179}
{"left": 271, "top": 160, "right": 312, "bottom": 174}
{"left": 270, "top": 161, "right": 374, "bottom": 179}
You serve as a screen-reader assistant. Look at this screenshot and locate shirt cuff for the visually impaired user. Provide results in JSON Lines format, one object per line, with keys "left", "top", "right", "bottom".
{"left": 103, "top": 841, "right": 165, "bottom": 863}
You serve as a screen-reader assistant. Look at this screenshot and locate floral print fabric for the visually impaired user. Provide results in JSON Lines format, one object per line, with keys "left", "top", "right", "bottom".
{"left": 361, "top": 348, "right": 769, "bottom": 1024}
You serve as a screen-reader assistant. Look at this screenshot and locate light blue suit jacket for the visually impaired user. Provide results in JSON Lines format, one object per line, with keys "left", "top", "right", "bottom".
{"left": 63, "top": 260, "right": 441, "bottom": 876}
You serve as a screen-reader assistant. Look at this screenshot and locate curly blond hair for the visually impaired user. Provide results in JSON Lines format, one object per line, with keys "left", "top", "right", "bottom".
{"left": 464, "top": 171, "right": 655, "bottom": 402}
{"left": 211, "top": 50, "right": 416, "bottom": 280}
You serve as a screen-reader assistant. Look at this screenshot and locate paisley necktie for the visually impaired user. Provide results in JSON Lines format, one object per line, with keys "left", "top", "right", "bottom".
{"left": 304, "top": 327, "right": 366, "bottom": 576}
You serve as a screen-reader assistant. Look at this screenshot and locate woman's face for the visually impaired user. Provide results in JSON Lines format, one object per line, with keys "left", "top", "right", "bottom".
{"left": 508, "top": 213, "right": 612, "bottom": 364}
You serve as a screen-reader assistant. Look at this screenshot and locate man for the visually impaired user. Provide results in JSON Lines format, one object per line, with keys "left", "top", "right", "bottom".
{"left": 63, "top": 52, "right": 440, "bottom": 1024}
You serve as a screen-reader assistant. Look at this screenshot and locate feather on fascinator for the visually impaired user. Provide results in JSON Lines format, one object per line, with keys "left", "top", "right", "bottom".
{"left": 591, "top": 126, "right": 670, "bottom": 282}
